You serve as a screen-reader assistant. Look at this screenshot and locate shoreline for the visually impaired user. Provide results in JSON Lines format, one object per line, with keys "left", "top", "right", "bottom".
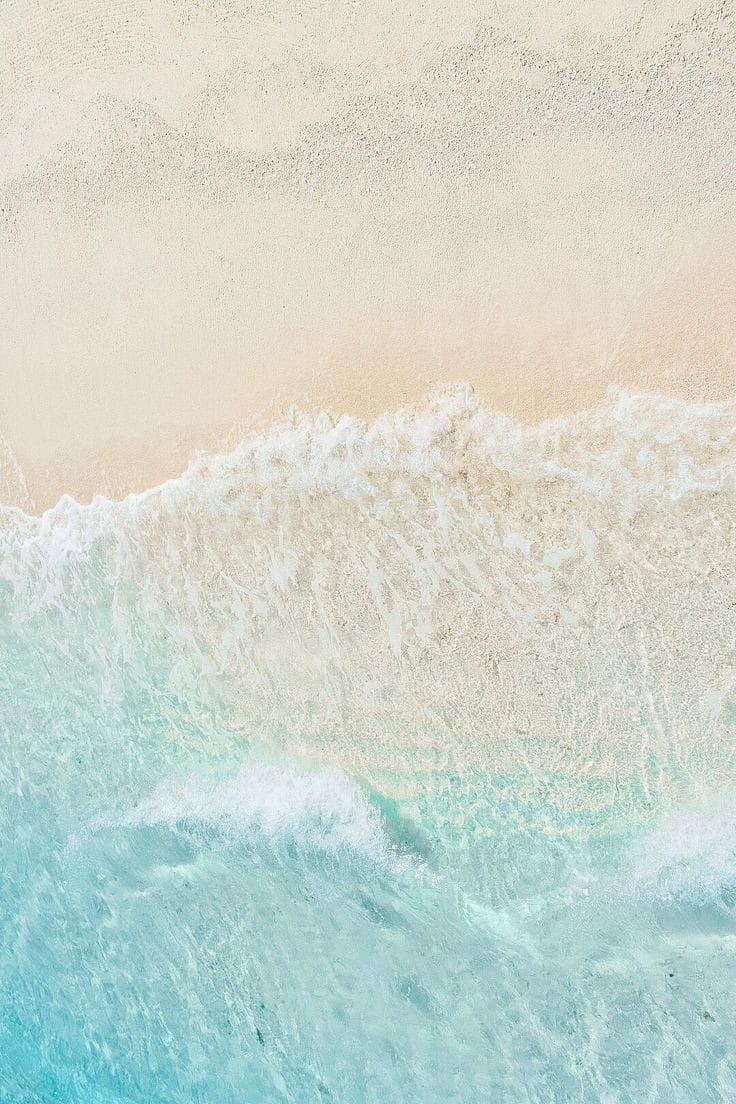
{"left": 4, "top": 215, "right": 734, "bottom": 512}
{"left": 3, "top": 368, "right": 734, "bottom": 516}
{"left": 2, "top": 0, "right": 734, "bottom": 512}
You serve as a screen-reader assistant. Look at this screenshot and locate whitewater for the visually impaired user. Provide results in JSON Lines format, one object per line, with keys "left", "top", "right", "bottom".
{"left": 2, "top": 386, "right": 736, "bottom": 1102}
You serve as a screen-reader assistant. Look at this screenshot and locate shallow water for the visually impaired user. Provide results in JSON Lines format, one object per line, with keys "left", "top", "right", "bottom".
{"left": 2, "top": 387, "right": 736, "bottom": 1102}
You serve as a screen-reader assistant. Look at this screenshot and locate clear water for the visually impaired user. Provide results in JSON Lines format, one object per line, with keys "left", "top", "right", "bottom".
{"left": 2, "top": 387, "right": 736, "bottom": 1102}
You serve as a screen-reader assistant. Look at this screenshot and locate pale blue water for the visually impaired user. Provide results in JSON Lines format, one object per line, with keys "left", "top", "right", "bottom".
{"left": 2, "top": 390, "right": 736, "bottom": 1102}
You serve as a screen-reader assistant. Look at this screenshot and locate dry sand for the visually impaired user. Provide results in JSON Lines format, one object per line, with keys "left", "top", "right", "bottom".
{"left": 1, "top": 0, "right": 734, "bottom": 511}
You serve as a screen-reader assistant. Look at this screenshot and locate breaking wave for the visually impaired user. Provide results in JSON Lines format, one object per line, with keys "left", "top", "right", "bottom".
{"left": 82, "top": 762, "right": 395, "bottom": 863}
{"left": 632, "top": 799, "right": 736, "bottom": 906}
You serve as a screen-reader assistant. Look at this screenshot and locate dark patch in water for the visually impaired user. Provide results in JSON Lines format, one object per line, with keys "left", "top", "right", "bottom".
{"left": 366, "top": 790, "right": 433, "bottom": 860}
{"left": 354, "top": 890, "right": 405, "bottom": 929}
{"left": 398, "top": 975, "right": 435, "bottom": 1015}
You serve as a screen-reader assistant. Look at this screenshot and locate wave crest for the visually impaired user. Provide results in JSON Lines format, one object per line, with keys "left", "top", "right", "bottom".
{"left": 631, "top": 801, "right": 736, "bottom": 906}
{"left": 85, "top": 763, "right": 394, "bottom": 864}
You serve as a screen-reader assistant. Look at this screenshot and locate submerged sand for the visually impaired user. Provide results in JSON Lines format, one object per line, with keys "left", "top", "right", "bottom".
{"left": 0, "top": 0, "right": 734, "bottom": 512}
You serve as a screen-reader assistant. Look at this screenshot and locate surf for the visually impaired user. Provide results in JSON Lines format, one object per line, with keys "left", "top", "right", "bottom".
{"left": 2, "top": 387, "right": 736, "bottom": 1102}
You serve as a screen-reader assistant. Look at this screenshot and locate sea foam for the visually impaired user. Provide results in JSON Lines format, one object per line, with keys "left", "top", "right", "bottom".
{"left": 631, "top": 800, "right": 736, "bottom": 906}
{"left": 83, "top": 762, "right": 394, "bottom": 863}
{"left": 4, "top": 387, "right": 736, "bottom": 1103}
{"left": 2, "top": 386, "right": 736, "bottom": 807}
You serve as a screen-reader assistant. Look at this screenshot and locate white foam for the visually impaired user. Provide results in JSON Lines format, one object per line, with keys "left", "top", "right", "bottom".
{"left": 4, "top": 386, "right": 736, "bottom": 796}
{"left": 3, "top": 386, "right": 736, "bottom": 530}
{"left": 88, "top": 763, "right": 393, "bottom": 864}
{"left": 631, "top": 801, "right": 736, "bottom": 905}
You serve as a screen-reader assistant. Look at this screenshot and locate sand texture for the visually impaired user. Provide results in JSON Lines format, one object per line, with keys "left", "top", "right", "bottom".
{"left": 1, "top": 0, "right": 735, "bottom": 510}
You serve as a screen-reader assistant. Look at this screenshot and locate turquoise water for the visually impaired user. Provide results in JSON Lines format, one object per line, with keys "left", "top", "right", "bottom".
{"left": 2, "top": 389, "right": 736, "bottom": 1102}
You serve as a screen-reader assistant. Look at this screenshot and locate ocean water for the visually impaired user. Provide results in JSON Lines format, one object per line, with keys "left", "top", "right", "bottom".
{"left": 2, "top": 386, "right": 736, "bottom": 1103}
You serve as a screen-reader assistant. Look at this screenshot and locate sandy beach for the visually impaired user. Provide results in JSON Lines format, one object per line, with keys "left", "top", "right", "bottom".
{"left": 1, "top": 0, "right": 734, "bottom": 512}
{"left": 5, "top": 7, "right": 736, "bottom": 1094}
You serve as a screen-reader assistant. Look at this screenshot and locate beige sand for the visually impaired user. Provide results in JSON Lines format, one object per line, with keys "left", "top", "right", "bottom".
{"left": 1, "top": 0, "right": 734, "bottom": 512}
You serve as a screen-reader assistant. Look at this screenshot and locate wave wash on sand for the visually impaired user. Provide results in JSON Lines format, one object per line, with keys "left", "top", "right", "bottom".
{"left": 2, "top": 388, "right": 736, "bottom": 1100}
